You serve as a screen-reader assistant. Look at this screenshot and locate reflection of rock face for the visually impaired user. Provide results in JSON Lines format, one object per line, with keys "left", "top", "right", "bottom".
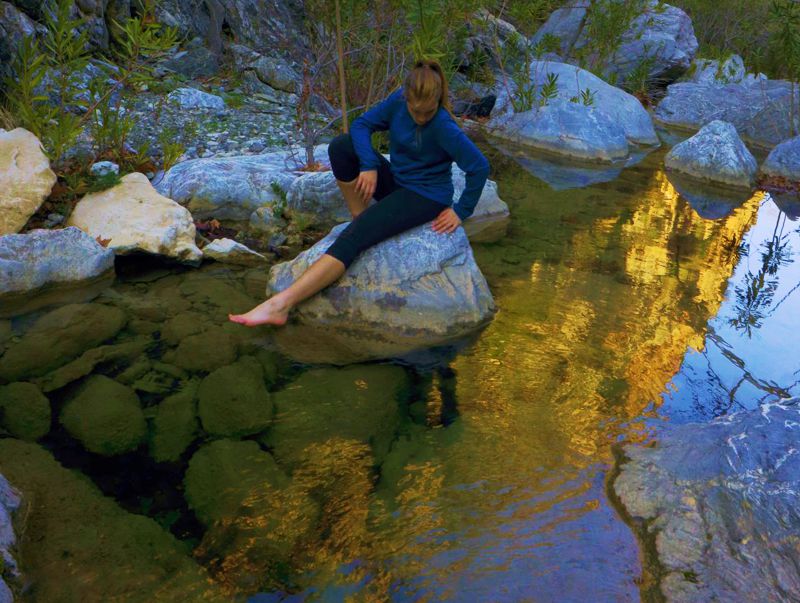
{"left": 613, "top": 400, "right": 800, "bottom": 602}
{"left": 269, "top": 223, "right": 495, "bottom": 364}
{"left": 666, "top": 171, "right": 753, "bottom": 219}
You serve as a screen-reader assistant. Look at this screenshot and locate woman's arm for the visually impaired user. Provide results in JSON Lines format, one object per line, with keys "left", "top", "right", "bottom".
{"left": 350, "top": 89, "right": 402, "bottom": 171}
{"left": 435, "top": 118, "right": 490, "bottom": 221}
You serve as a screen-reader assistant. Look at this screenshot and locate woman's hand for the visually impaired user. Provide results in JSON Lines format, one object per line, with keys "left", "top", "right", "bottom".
{"left": 355, "top": 170, "right": 378, "bottom": 203}
{"left": 432, "top": 207, "right": 462, "bottom": 234}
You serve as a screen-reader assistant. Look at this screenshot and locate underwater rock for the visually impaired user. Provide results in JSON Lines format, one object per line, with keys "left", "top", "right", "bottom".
{"left": 268, "top": 222, "right": 495, "bottom": 364}
{"left": 183, "top": 438, "right": 288, "bottom": 525}
{"left": 33, "top": 337, "right": 151, "bottom": 393}
{"left": 0, "top": 381, "right": 51, "bottom": 441}
{"left": 614, "top": 399, "right": 800, "bottom": 602}
{"left": 160, "top": 311, "right": 212, "bottom": 346}
{"left": 665, "top": 120, "right": 757, "bottom": 188}
{"left": 0, "top": 439, "right": 228, "bottom": 602}
{"left": 655, "top": 79, "right": 800, "bottom": 149}
{"left": 67, "top": 172, "right": 202, "bottom": 265}
{"left": 203, "top": 237, "right": 267, "bottom": 266}
{"left": 0, "top": 128, "right": 57, "bottom": 235}
{"left": 165, "top": 325, "right": 238, "bottom": 373}
{"left": 260, "top": 365, "right": 408, "bottom": 472}
{"left": 197, "top": 356, "right": 273, "bottom": 438}
{"left": 0, "top": 227, "right": 115, "bottom": 317}
{"left": 60, "top": 375, "right": 146, "bottom": 456}
{"left": 0, "top": 303, "right": 125, "bottom": 382}
{"left": 149, "top": 380, "right": 199, "bottom": 463}
{"left": 761, "top": 136, "right": 800, "bottom": 185}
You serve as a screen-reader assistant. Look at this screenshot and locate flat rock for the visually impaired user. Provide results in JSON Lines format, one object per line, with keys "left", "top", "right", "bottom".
{"left": 68, "top": 172, "right": 202, "bottom": 265}
{"left": 614, "top": 399, "right": 800, "bottom": 602}
{"left": 0, "top": 128, "right": 57, "bottom": 234}
{"left": 664, "top": 120, "right": 757, "bottom": 188}
{"left": 268, "top": 222, "right": 495, "bottom": 364}
{"left": 760, "top": 136, "right": 800, "bottom": 183}
{"left": 203, "top": 237, "right": 267, "bottom": 266}
{"left": 0, "top": 227, "right": 115, "bottom": 316}
{"left": 655, "top": 79, "right": 800, "bottom": 149}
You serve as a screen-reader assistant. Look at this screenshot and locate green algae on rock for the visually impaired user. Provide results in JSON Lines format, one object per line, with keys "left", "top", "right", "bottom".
{"left": 60, "top": 375, "right": 147, "bottom": 456}
{"left": 260, "top": 365, "right": 408, "bottom": 472}
{"left": 197, "top": 356, "right": 273, "bottom": 438}
{"left": 149, "top": 380, "right": 200, "bottom": 463}
{"left": 0, "top": 303, "right": 126, "bottom": 383}
{"left": 184, "top": 439, "right": 289, "bottom": 526}
{"left": 0, "top": 439, "right": 229, "bottom": 602}
{"left": 0, "top": 382, "right": 51, "bottom": 441}
{"left": 165, "top": 326, "right": 239, "bottom": 373}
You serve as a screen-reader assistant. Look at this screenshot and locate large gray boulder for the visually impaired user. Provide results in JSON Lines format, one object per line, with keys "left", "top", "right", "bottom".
{"left": 614, "top": 399, "right": 800, "bottom": 602}
{"left": 268, "top": 222, "right": 495, "bottom": 364}
{"left": 0, "top": 1, "right": 45, "bottom": 79}
{"left": 655, "top": 79, "right": 800, "bottom": 149}
{"left": 487, "top": 61, "right": 658, "bottom": 162}
{"left": 760, "top": 136, "right": 800, "bottom": 184}
{"left": 287, "top": 162, "right": 510, "bottom": 242}
{"left": 0, "top": 227, "right": 115, "bottom": 317}
{"left": 664, "top": 120, "right": 758, "bottom": 188}
{"left": 154, "top": 147, "right": 321, "bottom": 220}
{"left": 533, "top": 1, "right": 697, "bottom": 86}
{"left": 166, "top": 87, "right": 225, "bottom": 111}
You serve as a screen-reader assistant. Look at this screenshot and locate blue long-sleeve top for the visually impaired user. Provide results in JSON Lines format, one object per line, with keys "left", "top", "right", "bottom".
{"left": 349, "top": 88, "right": 490, "bottom": 221}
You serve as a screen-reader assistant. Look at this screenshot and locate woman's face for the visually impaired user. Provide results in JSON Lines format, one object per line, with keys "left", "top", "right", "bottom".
{"left": 407, "top": 98, "right": 439, "bottom": 125}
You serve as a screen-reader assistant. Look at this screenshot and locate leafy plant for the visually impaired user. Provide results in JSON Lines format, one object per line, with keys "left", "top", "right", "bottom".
{"left": 538, "top": 72, "right": 559, "bottom": 106}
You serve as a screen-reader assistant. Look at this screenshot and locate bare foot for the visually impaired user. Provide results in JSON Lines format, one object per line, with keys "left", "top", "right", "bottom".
{"left": 228, "top": 298, "right": 290, "bottom": 327}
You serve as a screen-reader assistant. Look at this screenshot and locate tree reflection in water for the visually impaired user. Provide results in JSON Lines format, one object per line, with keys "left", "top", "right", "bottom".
{"left": 729, "top": 208, "right": 796, "bottom": 336}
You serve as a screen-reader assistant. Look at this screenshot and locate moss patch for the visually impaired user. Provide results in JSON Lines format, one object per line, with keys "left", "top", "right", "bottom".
{"left": 60, "top": 375, "right": 147, "bottom": 456}
{"left": 149, "top": 380, "right": 199, "bottom": 463}
{"left": 0, "top": 382, "right": 51, "bottom": 441}
{"left": 197, "top": 357, "right": 272, "bottom": 438}
{"left": 0, "top": 303, "right": 126, "bottom": 382}
{"left": 0, "top": 439, "right": 228, "bottom": 603}
{"left": 183, "top": 439, "right": 288, "bottom": 526}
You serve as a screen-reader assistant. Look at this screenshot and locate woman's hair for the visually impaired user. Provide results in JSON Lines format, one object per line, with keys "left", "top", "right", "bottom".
{"left": 403, "top": 58, "right": 456, "bottom": 120}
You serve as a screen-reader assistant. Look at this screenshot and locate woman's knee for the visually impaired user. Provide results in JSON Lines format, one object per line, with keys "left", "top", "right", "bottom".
{"left": 328, "top": 134, "right": 359, "bottom": 182}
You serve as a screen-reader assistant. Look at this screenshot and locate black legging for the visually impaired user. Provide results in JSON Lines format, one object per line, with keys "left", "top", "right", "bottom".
{"left": 325, "top": 133, "right": 447, "bottom": 268}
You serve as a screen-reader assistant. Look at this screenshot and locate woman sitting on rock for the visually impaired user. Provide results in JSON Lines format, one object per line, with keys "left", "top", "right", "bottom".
{"left": 229, "top": 58, "right": 490, "bottom": 327}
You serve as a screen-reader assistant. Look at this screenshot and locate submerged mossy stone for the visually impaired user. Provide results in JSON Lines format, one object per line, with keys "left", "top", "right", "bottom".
{"left": 184, "top": 439, "right": 288, "bottom": 526}
{"left": 160, "top": 311, "right": 211, "bottom": 346}
{"left": 60, "top": 375, "right": 146, "bottom": 456}
{"left": 0, "top": 303, "right": 125, "bottom": 382}
{"left": 149, "top": 381, "right": 199, "bottom": 463}
{"left": 167, "top": 326, "right": 238, "bottom": 373}
{"left": 0, "top": 382, "right": 51, "bottom": 441}
{"left": 0, "top": 439, "right": 228, "bottom": 602}
{"left": 179, "top": 272, "right": 260, "bottom": 318}
{"left": 197, "top": 356, "right": 273, "bottom": 438}
{"left": 33, "top": 337, "right": 151, "bottom": 393}
{"left": 260, "top": 365, "right": 408, "bottom": 471}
